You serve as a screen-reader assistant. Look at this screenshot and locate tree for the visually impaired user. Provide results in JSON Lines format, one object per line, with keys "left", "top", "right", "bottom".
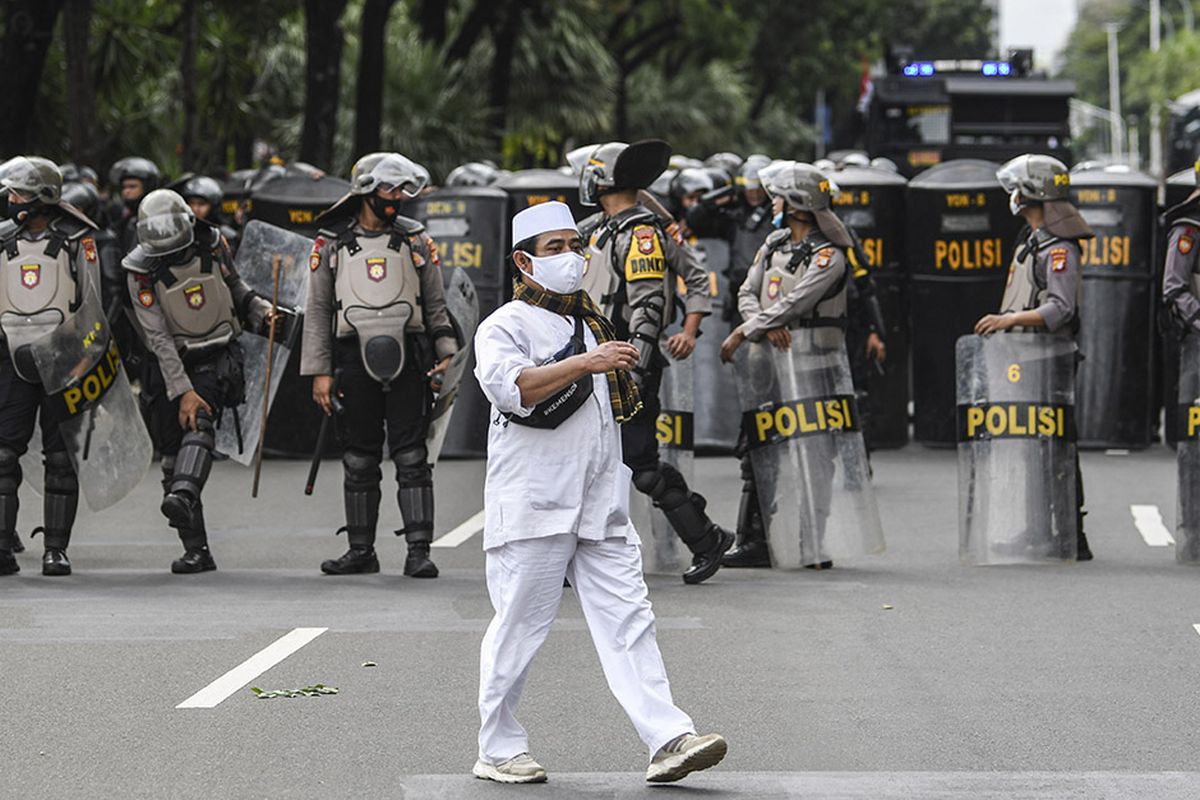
{"left": 0, "top": 0, "right": 66, "bottom": 154}
{"left": 63, "top": 0, "right": 96, "bottom": 165}
{"left": 180, "top": 0, "right": 200, "bottom": 170}
{"left": 299, "top": 0, "right": 349, "bottom": 169}
{"left": 354, "top": 0, "right": 398, "bottom": 157}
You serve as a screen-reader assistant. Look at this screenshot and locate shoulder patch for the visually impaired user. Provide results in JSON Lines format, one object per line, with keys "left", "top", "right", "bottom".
{"left": 310, "top": 235, "right": 326, "bottom": 271}
{"left": 1050, "top": 247, "right": 1068, "bottom": 272}
{"left": 815, "top": 247, "right": 835, "bottom": 269}
{"left": 82, "top": 237, "right": 97, "bottom": 263}
{"left": 1180, "top": 233, "right": 1195, "bottom": 256}
{"left": 625, "top": 224, "right": 666, "bottom": 282}
{"left": 137, "top": 287, "right": 155, "bottom": 308}
{"left": 425, "top": 234, "right": 440, "bottom": 267}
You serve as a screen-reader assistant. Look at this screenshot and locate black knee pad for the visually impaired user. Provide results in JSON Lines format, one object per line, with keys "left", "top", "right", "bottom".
{"left": 171, "top": 412, "right": 215, "bottom": 499}
{"left": 392, "top": 446, "right": 431, "bottom": 488}
{"left": 0, "top": 446, "right": 19, "bottom": 539}
{"left": 0, "top": 446, "right": 20, "bottom": 495}
{"left": 44, "top": 451, "right": 78, "bottom": 494}
{"left": 343, "top": 450, "right": 383, "bottom": 491}
{"left": 42, "top": 450, "right": 78, "bottom": 543}
{"left": 160, "top": 455, "right": 177, "bottom": 495}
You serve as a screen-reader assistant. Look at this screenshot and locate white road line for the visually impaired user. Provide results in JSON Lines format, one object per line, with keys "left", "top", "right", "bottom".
{"left": 1194, "top": 623, "right": 1200, "bottom": 638}
{"left": 1106, "top": 449, "right": 1131, "bottom": 456}
{"left": 1131, "top": 504, "right": 1175, "bottom": 547}
{"left": 176, "top": 627, "right": 328, "bottom": 709}
{"left": 431, "top": 509, "right": 485, "bottom": 548}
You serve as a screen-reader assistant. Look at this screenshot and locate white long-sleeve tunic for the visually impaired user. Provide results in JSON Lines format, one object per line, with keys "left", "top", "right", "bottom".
{"left": 473, "top": 301, "right": 638, "bottom": 551}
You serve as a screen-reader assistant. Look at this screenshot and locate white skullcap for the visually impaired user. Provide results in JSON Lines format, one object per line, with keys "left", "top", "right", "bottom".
{"left": 511, "top": 201, "right": 578, "bottom": 248}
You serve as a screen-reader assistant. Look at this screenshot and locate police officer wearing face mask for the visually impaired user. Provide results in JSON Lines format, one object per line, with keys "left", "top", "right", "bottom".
{"left": 0, "top": 157, "right": 102, "bottom": 576}
{"left": 302, "top": 152, "right": 458, "bottom": 579}
{"left": 109, "top": 157, "right": 162, "bottom": 255}
{"left": 578, "top": 140, "right": 735, "bottom": 585}
{"left": 174, "top": 175, "right": 241, "bottom": 253}
{"left": 124, "top": 189, "right": 287, "bottom": 573}
{"left": 975, "top": 154, "right": 1094, "bottom": 561}
{"left": 719, "top": 162, "right": 856, "bottom": 569}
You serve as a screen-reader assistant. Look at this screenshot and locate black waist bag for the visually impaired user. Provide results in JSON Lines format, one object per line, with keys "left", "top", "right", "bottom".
{"left": 508, "top": 316, "right": 593, "bottom": 429}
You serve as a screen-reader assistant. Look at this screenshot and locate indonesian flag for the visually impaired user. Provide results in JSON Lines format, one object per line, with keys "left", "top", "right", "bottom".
{"left": 856, "top": 61, "right": 873, "bottom": 116}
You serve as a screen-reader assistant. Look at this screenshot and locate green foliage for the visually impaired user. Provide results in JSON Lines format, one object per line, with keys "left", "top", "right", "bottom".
{"left": 22, "top": 0, "right": 1000, "bottom": 177}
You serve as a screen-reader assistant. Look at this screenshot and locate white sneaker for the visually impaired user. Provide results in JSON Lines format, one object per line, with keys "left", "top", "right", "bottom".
{"left": 472, "top": 753, "right": 548, "bottom": 784}
{"left": 645, "top": 732, "right": 728, "bottom": 783}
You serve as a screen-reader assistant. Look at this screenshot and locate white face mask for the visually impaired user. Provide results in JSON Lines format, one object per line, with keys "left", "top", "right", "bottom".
{"left": 519, "top": 251, "right": 587, "bottom": 294}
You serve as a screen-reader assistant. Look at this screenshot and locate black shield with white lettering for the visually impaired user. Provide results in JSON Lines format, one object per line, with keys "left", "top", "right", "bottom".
{"left": 1175, "top": 335, "right": 1200, "bottom": 563}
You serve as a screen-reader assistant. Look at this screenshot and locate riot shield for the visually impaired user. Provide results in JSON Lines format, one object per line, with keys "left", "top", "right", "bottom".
{"left": 733, "top": 330, "right": 884, "bottom": 568}
{"left": 426, "top": 265, "right": 480, "bottom": 463}
{"left": 640, "top": 344, "right": 695, "bottom": 573}
{"left": 1175, "top": 335, "right": 1200, "bottom": 563}
{"left": 690, "top": 237, "right": 740, "bottom": 452}
{"left": 956, "top": 333, "right": 1078, "bottom": 565}
{"left": 20, "top": 286, "right": 152, "bottom": 510}
{"left": 213, "top": 220, "right": 312, "bottom": 465}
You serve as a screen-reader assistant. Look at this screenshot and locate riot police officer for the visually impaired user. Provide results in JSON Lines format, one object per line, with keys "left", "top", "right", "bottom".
{"left": 686, "top": 157, "right": 775, "bottom": 326}
{"left": 0, "top": 157, "right": 101, "bottom": 576}
{"left": 62, "top": 181, "right": 124, "bottom": 315}
{"left": 302, "top": 152, "right": 458, "bottom": 578}
{"left": 578, "top": 140, "right": 735, "bottom": 584}
{"left": 1163, "top": 161, "right": 1200, "bottom": 335}
{"left": 667, "top": 168, "right": 715, "bottom": 231}
{"left": 123, "top": 189, "right": 284, "bottom": 573}
{"left": 174, "top": 175, "right": 240, "bottom": 251}
{"left": 719, "top": 162, "right": 856, "bottom": 569}
{"left": 975, "top": 154, "right": 1094, "bottom": 561}
{"left": 109, "top": 157, "right": 162, "bottom": 255}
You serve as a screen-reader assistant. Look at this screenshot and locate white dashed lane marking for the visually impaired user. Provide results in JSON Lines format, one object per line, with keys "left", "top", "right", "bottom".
{"left": 176, "top": 627, "right": 328, "bottom": 709}
{"left": 431, "top": 509, "right": 485, "bottom": 548}
{"left": 1130, "top": 505, "right": 1175, "bottom": 547}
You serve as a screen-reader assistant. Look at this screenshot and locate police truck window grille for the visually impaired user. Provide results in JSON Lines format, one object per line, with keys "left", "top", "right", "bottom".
{"left": 940, "top": 213, "right": 990, "bottom": 233}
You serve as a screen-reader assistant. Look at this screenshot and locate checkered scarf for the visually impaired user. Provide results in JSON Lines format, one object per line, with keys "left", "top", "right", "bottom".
{"left": 512, "top": 278, "right": 643, "bottom": 423}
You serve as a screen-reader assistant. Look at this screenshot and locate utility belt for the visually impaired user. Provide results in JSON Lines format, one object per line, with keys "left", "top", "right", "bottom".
{"left": 506, "top": 316, "right": 592, "bottom": 430}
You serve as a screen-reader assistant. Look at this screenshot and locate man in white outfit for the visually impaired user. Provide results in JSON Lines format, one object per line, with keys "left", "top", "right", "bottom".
{"left": 472, "top": 201, "right": 728, "bottom": 784}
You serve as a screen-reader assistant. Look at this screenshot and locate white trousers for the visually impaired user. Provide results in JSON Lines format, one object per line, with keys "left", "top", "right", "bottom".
{"left": 477, "top": 534, "right": 695, "bottom": 764}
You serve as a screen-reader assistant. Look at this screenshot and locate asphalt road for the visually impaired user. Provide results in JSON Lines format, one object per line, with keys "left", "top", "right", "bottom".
{"left": 1, "top": 445, "right": 1199, "bottom": 799}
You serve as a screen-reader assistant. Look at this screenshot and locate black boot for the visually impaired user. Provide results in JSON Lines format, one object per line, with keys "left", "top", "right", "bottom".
{"left": 39, "top": 453, "right": 78, "bottom": 577}
{"left": 0, "top": 541, "right": 16, "bottom": 576}
{"left": 404, "top": 539, "right": 439, "bottom": 578}
{"left": 172, "top": 547, "right": 217, "bottom": 574}
{"left": 724, "top": 481, "right": 771, "bottom": 568}
{"left": 38, "top": 528, "right": 72, "bottom": 576}
{"left": 322, "top": 546, "right": 380, "bottom": 575}
{"left": 682, "top": 525, "right": 736, "bottom": 585}
{"left": 322, "top": 526, "right": 379, "bottom": 575}
{"left": 1076, "top": 530, "right": 1094, "bottom": 562}
{"left": 0, "top": 448, "right": 20, "bottom": 568}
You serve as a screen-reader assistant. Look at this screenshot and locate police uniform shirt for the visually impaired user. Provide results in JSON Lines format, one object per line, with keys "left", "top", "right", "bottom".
{"left": 473, "top": 300, "right": 638, "bottom": 550}
{"left": 1000, "top": 230, "right": 1081, "bottom": 334}
{"left": 581, "top": 205, "right": 712, "bottom": 329}
{"left": 1, "top": 216, "right": 98, "bottom": 349}
{"left": 126, "top": 232, "right": 268, "bottom": 400}
{"left": 736, "top": 231, "right": 847, "bottom": 339}
{"left": 1164, "top": 220, "right": 1200, "bottom": 331}
{"left": 300, "top": 221, "right": 458, "bottom": 377}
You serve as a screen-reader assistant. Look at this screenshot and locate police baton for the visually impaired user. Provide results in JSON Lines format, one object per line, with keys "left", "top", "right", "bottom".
{"left": 304, "top": 369, "right": 343, "bottom": 495}
{"left": 251, "top": 254, "right": 287, "bottom": 498}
